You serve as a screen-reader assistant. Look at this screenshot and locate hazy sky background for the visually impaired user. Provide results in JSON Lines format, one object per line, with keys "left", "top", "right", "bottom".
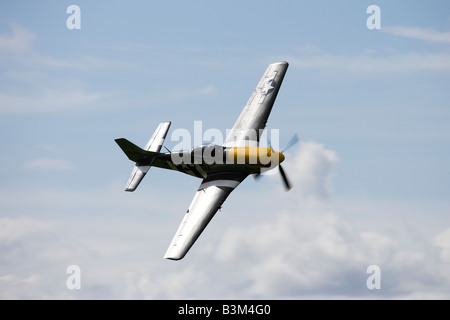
{"left": 1, "top": 0, "right": 450, "bottom": 299}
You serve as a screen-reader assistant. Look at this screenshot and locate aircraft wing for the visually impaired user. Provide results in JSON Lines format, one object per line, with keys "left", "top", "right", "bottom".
{"left": 224, "top": 61, "right": 289, "bottom": 147}
{"left": 164, "top": 172, "right": 247, "bottom": 260}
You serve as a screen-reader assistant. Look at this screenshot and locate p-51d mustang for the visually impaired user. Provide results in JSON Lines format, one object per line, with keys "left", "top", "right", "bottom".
{"left": 115, "top": 61, "right": 296, "bottom": 260}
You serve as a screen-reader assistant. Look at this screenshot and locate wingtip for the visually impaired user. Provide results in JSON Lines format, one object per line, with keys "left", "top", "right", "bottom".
{"left": 164, "top": 257, "right": 181, "bottom": 261}
{"left": 271, "top": 61, "right": 289, "bottom": 66}
{"left": 164, "top": 254, "right": 183, "bottom": 261}
{"left": 164, "top": 247, "right": 185, "bottom": 260}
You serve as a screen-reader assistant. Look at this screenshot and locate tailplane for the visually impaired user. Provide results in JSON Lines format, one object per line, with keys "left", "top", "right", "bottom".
{"left": 115, "top": 121, "right": 171, "bottom": 191}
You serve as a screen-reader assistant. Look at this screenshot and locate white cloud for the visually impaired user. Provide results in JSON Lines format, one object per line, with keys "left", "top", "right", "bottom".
{"left": 433, "top": 227, "right": 450, "bottom": 262}
{"left": 124, "top": 265, "right": 207, "bottom": 299}
{"left": 0, "top": 217, "right": 51, "bottom": 244}
{"left": 0, "top": 215, "right": 89, "bottom": 299}
{"left": 383, "top": 26, "right": 450, "bottom": 44}
{"left": 0, "top": 274, "right": 44, "bottom": 300}
{"left": 283, "top": 142, "right": 339, "bottom": 199}
{"left": 23, "top": 158, "right": 73, "bottom": 171}
{"left": 213, "top": 204, "right": 450, "bottom": 298}
{"left": 216, "top": 209, "right": 367, "bottom": 297}
{"left": 0, "top": 24, "right": 35, "bottom": 52}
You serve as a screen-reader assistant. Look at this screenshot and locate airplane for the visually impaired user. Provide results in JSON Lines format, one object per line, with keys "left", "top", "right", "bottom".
{"left": 115, "top": 61, "right": 295, "bottom": 260}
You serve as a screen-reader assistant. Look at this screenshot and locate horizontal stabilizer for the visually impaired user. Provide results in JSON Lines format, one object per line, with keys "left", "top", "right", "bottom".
{"left": 144, "top": 121, "right": 171, "bottom": 152}
{"left": 124, "top": 160, "right": 155, "bottom": 191}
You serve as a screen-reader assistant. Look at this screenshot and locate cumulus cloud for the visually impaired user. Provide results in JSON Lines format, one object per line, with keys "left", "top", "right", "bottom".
{"left": 283, "top": 142, "right": 339, "bottom": 199}
{"left": 0, "top": 217, "right": 64, "bottom": 299}
{"left": 217, "top": 213, "right": 364, "bottom": 297}
{"left": 213, "top": 204, "right": 450, "bottom": 298}
{"left": 0, "top": 24, "right": 35, "bottom": 52}
{"left": 124, "top": 265, "right": 207, "bottom": 299}
{"left": 433, "top": 228, "right": 450, "bottom": 262}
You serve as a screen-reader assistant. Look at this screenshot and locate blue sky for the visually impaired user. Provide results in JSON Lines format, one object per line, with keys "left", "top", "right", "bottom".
{"left": 1, "top": 0, "right": 450, "bottom": 299}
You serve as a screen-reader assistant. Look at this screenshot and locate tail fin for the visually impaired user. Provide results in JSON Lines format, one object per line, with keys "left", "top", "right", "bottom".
{"left": 115, "top": 121, "right": 171, "bottom": 191}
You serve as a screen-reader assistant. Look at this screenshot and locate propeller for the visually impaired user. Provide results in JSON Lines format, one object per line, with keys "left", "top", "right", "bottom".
{"left": 278, "top": 162, "right": 292, "bottom": 191}
{"left": 281, "top": 134, "right": 299, "bottom": 153}
{"left": 278, "top": 133, "right": 298, "bottom": 190}
{"left": 255, "top": 133, "right": 298, "bottom": 191}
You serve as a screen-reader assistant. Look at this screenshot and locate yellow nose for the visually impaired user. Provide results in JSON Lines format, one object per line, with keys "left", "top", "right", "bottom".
{"left": 277, "top": 151, "right": 285, "bottom": 164}
{"left": 268, "top": 149, "right": 285, "bottom": 165}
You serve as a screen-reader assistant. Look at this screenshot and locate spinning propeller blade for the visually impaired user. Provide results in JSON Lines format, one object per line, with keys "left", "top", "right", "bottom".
{"left": 255, "top": 134, "right": 298, "bottom": 191}
{"left": 278, "top": 164, "right": 291, "bottom": 191}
